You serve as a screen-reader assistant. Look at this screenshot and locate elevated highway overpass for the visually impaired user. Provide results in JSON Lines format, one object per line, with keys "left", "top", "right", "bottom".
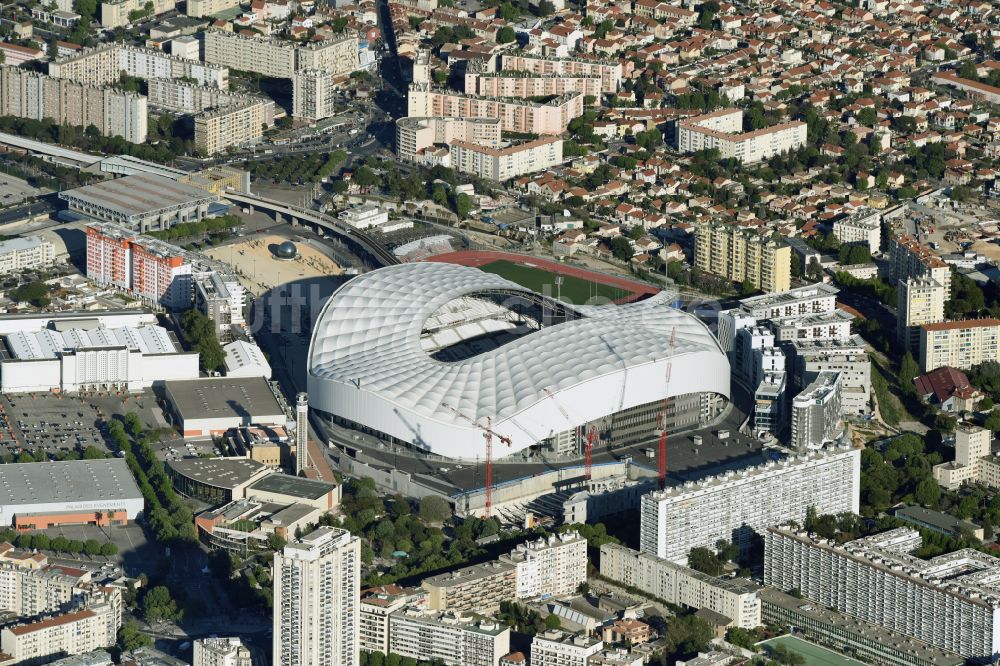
{"left": 221, "top": 190, "right": 399, "bottom": 268}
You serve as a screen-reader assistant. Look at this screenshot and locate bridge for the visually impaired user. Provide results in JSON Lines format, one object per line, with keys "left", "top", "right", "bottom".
{"left": 221, "top": 190, "right": 399, "bottom": 268}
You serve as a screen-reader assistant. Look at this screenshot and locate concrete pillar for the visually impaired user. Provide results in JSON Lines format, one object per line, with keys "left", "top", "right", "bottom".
{"left": 290, "top": 217, "right": 299, "bottom": 227}
{"left": 247, "top": 205, "right": 254, "bottom": 215}
{"left": 275, "top": 211, "right": 283, "bottom": 224}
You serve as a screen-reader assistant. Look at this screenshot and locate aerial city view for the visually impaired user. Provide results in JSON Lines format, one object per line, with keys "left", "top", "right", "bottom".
{"left": 0, "top": 0, "right": 996, "bottom": 664}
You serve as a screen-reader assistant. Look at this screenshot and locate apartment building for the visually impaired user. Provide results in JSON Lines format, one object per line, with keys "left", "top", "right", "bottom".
{"left": 764, "top": 526, "right": 1000, "bottom": 660}
{"left": 194, "top": 100, "right": 273, "bottom": 155}
{"left": 933, "top": 422, "right": 1000, "bottom": 490}
{"left": 791, "top": 336, "right": 871, "bottom": 415}
{"left": 187, "top": 0, "right": 240, "bottom": 17}
{"left": 0, "top": 66, "right": 146, "bottom": 143}
{"left": 694, "top": 224, "right": 791, "bottom": 293}
{"left": 599, "top": 543, "right": 761, "bottom": 629}
{"left": 388, "top": 608, "right": 510, "bottom": 666}
{"left": 273, "top": 527, "right": 361, "bottom": 666}
{"left": 498, "top": 531, "right": 587, "bottom": 600}
{"left": 759, "top": 588, "right": 964, "bottom": 666}
{"left": 203, "top": 30, "right": 357, "bottom": 79}
{"left": 499, "top": 53, "right": 622, "bottom": 93}
{"left": 99, "top": 0, "right": 174, "bottom": 26}
{"left": 147, "top": 79, "right": 262, "bottom": 114}
{"left": 0, "top": 600, "right": 119, "bottom": 665}
{"left": 833, "top": 209, "right": 881, "bottom": 254}
{"left": 718, "top": 283, "right": 840, "bottom": 352}
{"left": 407, "top": 84, "right": 584, "bottom": 135}
{"left": 195, "top": 271, "right": 246, "bottom": 339}
{"left": 919, "top": 319, "right": 1000, "bottom": 373}
{"left": 0, "top": 236, "right": 55, "bottom": 276}
{"left": 449, "top": 136, "right": 564, "bottom": 181}
{"left": 359, "top": 585, "right": 425, "bottom": 654}
{"left": 678, "top": 109, "right": 807, "bottom": 164}
{"left": 49, "top": 43, "right": 228, "bottom": 88}
{"left": 466, "top": 71, "right": 602, "bottom": 102}
{"left": 790, "top": 371, "right": 842, "bottom": 450}
{"left": 770, "top": 310, "right": 854, "bottom": 343}
{"left": 530, "top": 631, "right": 603, "bottom": 666}
{"left": 889, "top": 235, "right": 951, "bottom": 297}
{"left": 396, "top": 116, "right": 502, "bottom": 163}
{"left": 898, "top": 276, "right": 946, "bottom": 349}
{"left": 640, "top": 444, "right": 860, "bottom": 563}
{"left": 193, "top": 637, "right": 251, "bottom": 666}
{"left": 87, "top": 222, "right": 191, "bottom": 308}
{"left": 422, "top": 561, "right": 516, "bottom": 613}
{"left": 931, "top": 71, "right": 1000, "bottom": 105}
{"left": 293, "top": 69, "right": 335, "bottom": 121}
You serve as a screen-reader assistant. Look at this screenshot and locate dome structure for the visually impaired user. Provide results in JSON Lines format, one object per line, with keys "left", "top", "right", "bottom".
{"left": 307, "top": 262, "right": 730, "bottom": 460}
{"left": 273, "top": 240, "right": 298, "bottom": 259}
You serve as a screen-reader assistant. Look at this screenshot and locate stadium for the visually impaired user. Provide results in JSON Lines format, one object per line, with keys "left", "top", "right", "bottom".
{"left": 307, "top": 262, "right": 731, "bottom": 462}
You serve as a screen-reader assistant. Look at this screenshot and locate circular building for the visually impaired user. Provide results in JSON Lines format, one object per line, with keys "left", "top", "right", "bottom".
{"left": 307, "top": 262, "right": 730, "bottom": 461}
{"left": 273, "top": 240, "right": 298, "bottom": 260}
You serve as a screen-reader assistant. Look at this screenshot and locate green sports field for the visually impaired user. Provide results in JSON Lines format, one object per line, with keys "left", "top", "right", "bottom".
{"left": 758, "top": 636, "right": 865, "bottom": 666}
{"left": 477, "top": 260, "right": 631, "bottom": 304}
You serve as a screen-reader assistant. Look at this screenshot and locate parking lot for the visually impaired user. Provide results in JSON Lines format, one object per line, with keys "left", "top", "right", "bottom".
{"left": 0, "top": 391, "right": 173, "bottom": 458}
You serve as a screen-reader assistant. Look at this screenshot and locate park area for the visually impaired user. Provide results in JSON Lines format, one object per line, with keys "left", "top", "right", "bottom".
{"left": 757, "top": 636, "right": 865, "bottom": 666}
{"left": 426, "top": 251, "right": 659, "bottom": 305}
{"left": 205, "top": 234, "right": 344, "bottom": 295}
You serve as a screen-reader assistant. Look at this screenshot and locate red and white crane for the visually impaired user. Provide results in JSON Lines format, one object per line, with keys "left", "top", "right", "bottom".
{"left": 658, "top": 327, "right": 677, "bottom": 490}
{"left": 442, "top": 404, "right": 512, "bottom": 519}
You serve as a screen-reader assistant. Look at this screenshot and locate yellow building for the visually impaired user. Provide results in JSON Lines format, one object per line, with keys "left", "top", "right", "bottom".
{"left": 694, "top": 225, "right": 791, "bottom": 293}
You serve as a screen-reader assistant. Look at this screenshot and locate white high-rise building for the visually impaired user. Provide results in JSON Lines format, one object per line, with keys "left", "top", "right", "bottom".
{"left": 296, "top": 393, "right": 309, "bottom": 475}
{"left": 599, "top": 543, "right": 761, "bottom": 629}
{"left": 530, "top": 631, "right": 603, "bottom": 666}
{"left": 640, "top": 444, "right": 860, "bottom": 564}
{"left": 765, "top": 526, "right": 1000, "bottom": 660}
{"left": 273, "top": 527, "right": 361, "bottom": 666}
{"left": 498, "top": 531, "right": 587, "bottom": 600}
{"left": 193, "top": 637, "right": 252, "bottom": 666}
{"left": 789, "top": 371, "right": 843, "bottom": 450}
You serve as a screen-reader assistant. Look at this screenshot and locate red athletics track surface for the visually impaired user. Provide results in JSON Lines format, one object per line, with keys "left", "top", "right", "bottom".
{"left": 424, "top": 250, "right": 660, "bottom": 301}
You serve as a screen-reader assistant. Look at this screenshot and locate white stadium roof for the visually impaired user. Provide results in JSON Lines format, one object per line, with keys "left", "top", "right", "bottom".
{"left": 307, "top": 262, "right": 730, "bottom": 460}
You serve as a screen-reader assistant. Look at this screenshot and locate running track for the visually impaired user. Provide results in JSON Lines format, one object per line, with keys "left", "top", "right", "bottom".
{"left": 425, "top": 250, "right": 660, "bottom": 300}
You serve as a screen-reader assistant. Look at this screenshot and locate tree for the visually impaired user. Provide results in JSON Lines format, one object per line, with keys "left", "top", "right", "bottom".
{"left": 544, "top": 613, "right": 561, "bottom": 629}
{"left": 497, "top": 26, "right": 516, "bottom": 43}
{"left": 959, "top": 60, "right": 979, "bottom": 81}
{"left": 453, "top": 193, "right": 473, "bottom": 219}
{"left": 82, "top": 446, "right": 105, "bottom": 459}
{"left": 857, "top": 107, "right": 878, "bottom": 127}
{"left": 536, "top": 0, "right": 555, "bottom": 14}
{"left": 914, "top": 477, "right": 941, "bottom": 507}
{"left": 32, "top": 534, "right": 49, "bottom": 551}
{"left": 899, "top": 351, "right": 919, "bottom": 396}
{"left": 10, "top": 281, "right": 49, "bottom": 307}
{"left": 419, "top": 496, "right": 451, "bottom": 523}
{"left": 100, "top": 542, "right": 118, "bottom": 557}
{"left": 610, "top": 236, "right": 633, "bottom": 261}
{"left": 83, "top": 539, "right": 102, "bottom": 557}
{"left": 117, "top": 621, "right": 152, "bottom": 652}
{"left": 142, "top": 585, "right": 181, "bottom": 623}
{"left": 687, "top": 547, "right": 724, "bottom": 576}
{"left": 123, "top": 412, "right": 143, "bottom": 438}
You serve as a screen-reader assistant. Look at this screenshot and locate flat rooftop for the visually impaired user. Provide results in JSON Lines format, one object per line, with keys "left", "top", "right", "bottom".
{"left": 59, "top": 173, "right": 216, "bottom": 220}
{"left": 423, "top": 561, "right": 515, "bottom": 588}
{"left": 164, "top": 377, "right": 283, "bottom": 420}
{"left": 759, "top": 588, "right": 965, "bottom": 666}
{"left": 248, "top": 473, "right": 336, "bottom": 500}
{"left": 0, "top": 459, "right": 142, "bottom": 506}
{"left": 167, "top": 457, "right": 268, "bottom": 490}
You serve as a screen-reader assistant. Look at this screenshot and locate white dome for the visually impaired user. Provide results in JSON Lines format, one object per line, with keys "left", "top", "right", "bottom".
{"left": 307, "top": 262, "right": 730, "bottom": 459}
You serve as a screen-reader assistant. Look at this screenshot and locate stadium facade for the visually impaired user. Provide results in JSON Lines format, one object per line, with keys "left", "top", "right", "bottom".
{"left": 307, "top": 263, "right": 730, "bottom": 461}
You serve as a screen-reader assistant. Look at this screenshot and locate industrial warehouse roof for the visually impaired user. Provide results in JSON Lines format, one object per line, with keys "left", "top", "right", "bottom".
{"left": 5, "top": 325, "right": 178, "bottom": 359}
{"left": 163, "top": 377, "right": 284, "bottom": 420}
{"left": 307, "top": 262, "right": 730, "bottom": 459}
{"left": 248, "top": 472, "right": 336, "bottom": 500}
{"left": 167, "top": 458, "right": 268, "bottom": 489}
{"left": 59, "top": 173, "right": 216, "bottom": 221}
{"left": 0, "top": 459, "right": 142, "bottom": 505}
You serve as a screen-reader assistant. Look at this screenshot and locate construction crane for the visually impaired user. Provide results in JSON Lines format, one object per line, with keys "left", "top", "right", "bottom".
{"left": 585, "top": 425, "right": 597, "bottom": 481}
{"left": 658, "top": 327, "right": 678, "bottom": 491}
{"left": 442, "top": 403, "right": 512, "bottom": 519}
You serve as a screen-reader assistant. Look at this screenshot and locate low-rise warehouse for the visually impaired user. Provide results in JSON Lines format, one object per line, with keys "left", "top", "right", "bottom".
{"left": 167, "top": 457, "right": 271, "bottom": 504}
{"left": 0, "top": 459, "right": 143, "bottom": 528}
{"left": 58, "top": 173, "right": 219, "bottom": 232}
{"left": 162, "top": 376, "right": 286, "bottom": 438}
{"left": 1, "top": 322, "right": 199, "bottom": 394}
